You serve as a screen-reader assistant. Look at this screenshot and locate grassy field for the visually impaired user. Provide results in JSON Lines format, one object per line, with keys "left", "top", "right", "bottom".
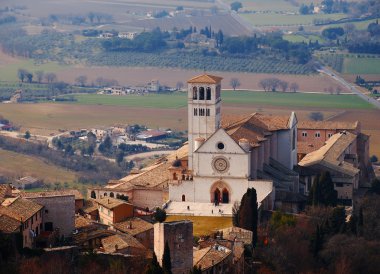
{"left": 63, "top": 91, "right": 373, "bottom": 110}
{"left": 284, "top": 34, "right": 326, "bottom": 43}
{"left": 0, "top": 59, "right": 66, "bottom": 82}
{"left": 241, "top": 13, "right": 346, "bottom": 26}
{"left": 224, "top": 0, "right": 297, "bottom": 12}
{"left": 0, "top": 148, "right": 79, "bottom": 183}
{"left": 343, "top": 57, "right": 380, "bottom": 74}
{"left": 166, "top": 215, "right": 232, "bottom": 236}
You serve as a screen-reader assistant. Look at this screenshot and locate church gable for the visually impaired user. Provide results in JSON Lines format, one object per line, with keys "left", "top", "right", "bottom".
{"left": 196, "top": 128, "right": 246, "bottom": 154}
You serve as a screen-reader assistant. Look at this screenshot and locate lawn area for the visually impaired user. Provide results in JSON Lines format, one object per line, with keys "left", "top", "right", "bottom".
{"left": 343, "top": 57, "right": 380, "bottom": 74}
{"left": 0, "top": 148, "right": 79, "bottom": 184}
{"left": 166, "top": 215, "right": 232, "bottom": 237}
{"left": 241, "top": 13, "right": 346, "bottom": 26}
{"left": 0, "top": 60, "right": 67, "bottom": 82}
{"left": 284, "top": 34, "right": 326, "bottom": 43}
{"left": 64, "top": 91, "right": 373, "bottom": 110}
{"left": 224, "top": 0, "right": 297, "bottom": 12}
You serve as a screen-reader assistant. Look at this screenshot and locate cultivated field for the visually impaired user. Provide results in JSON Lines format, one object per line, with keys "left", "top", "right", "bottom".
{"left": 166, "top": 215, "right": 232, "bottom": 236}
{"left": 224, "top": 0, "right": 298, "bottom": 12}
{"left": 66, "top": 92, "right": 373, "bottom": 109}
{"left": 0, "top": 149, "right": 79, "bottom": 184}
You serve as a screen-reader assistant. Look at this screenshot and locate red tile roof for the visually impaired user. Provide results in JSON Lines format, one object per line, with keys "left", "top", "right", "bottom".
{"left": 187, "top": 74, "right": 223, "bottom": 84}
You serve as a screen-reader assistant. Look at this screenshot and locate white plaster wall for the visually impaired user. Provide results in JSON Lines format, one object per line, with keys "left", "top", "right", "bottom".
{"left": 277, "top": 130, "right": 292, "bottom": 169}
{"left": 169, "top": 181, "right": 195, "bottom": 202}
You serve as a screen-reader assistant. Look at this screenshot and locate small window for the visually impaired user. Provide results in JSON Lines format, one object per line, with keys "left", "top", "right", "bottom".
{"left": 194, "top": 108, "right": 198, "bottom": 116}
{"left": 315, "top": 132, "right": 321, "bottom": 138}
{"left": 328, "top": 133, "right": 333, "bottom": 138}
{"left": 199, "top": 87, "right": 205, "bottom": 100}
{"left": 45, "top": 209, "right": 49, "bottom": 214}
{"left": 335, "top": 183, "right": 343, "bottom": 187}
{"left": 199, "top": 109, "right": 205, "bottom": 116}
{"left": 206, "top": 109, "right": 210, "bottom": 116}
{"left": 192, "top": 87, "right": 198, "bottom": 99}
{"left": 217, "top": 142, "right": 225, "bottom": 150}
{"left": 206, "top": 87, "right": 211, "bottom": 100}
{"left": 302, "top": 132, "right": 307, "bottom": 137}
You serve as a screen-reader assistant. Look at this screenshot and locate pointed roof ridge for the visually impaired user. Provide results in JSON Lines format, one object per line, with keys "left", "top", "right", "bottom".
{"left": 187, "top": 74, "right": 223, "bottom": 84}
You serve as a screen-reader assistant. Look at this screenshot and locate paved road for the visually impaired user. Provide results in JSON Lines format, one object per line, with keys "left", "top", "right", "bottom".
{"left": 319, "top": 66, "right": 380, "bottom": 110}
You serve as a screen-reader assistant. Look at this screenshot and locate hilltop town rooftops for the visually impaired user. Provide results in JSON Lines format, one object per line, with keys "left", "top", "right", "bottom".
{"left": 187, "top": 74, "right": 223, "bottom": 84}
{"left": 0, "top": 184, "right": 12, "bottom": 202}
{"left": 0, "top": 197, "right": 43, "bottom": 221}
{"left": 298, "top": 120, "right": 359, "bottom": 130}
{"left": 114, "top": 217, "right": 153, "bottom": 236}
{"left": 298, "top": 131, "right": 360, "bottom": 176}
{"left": 219, "top": 227, "right": 253, "bottom": 245}
{"left": 101, "top": 234, "right": 145, "bottom": 253}
{"left": 95, "top": 197, "right": 132, "bottom": 210}
{"left": 20, "top": 189, "right": 83, "bottom": 200}
{"left": 0, "top": 214, "right": 21, "bottom": 233}
{"left": 193, "top": 244, "right": 232, "bottom": 271}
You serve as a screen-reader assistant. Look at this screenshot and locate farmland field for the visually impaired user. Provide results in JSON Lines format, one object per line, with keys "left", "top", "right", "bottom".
{"left": 343, "top": 57, "right": 380, "bottom": 74}
{"left": 0, "top": 149, "right": 79, "bottom": 184}
{"left": 64, "top": 92, "right": 373, "bottom": 110}
{"left": 241, "top": 13, "right": 346, "bottom": 26}
{"left": 166, "top": 215, "right": 232, "bottom": 237}
{"left": 224, "top": 0, "right": 298, "bottom": 12}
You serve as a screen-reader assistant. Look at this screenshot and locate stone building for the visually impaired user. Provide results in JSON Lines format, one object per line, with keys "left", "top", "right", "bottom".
{"left": 154, "top": 220, "right": 193, "bottom": 274}
{"left": 21, "top": 191, "right": 75, "bottom": 237}
{"left": 94, "top": 197, "right": 134, "bottom": 226}
{"left": 0, "top": 197, "right": 43, "bottom": 248}
{"left": 114, "top": 217, "right": 154, "bottom": 249}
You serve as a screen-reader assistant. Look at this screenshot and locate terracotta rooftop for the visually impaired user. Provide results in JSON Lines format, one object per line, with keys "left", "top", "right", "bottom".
{"left": 0, "top": 214, "right": 20, "bottom": 233}
{"left": 222, "top": 113, "right": 291, "bottom": 147}
{"left": 298, "top": 141, "right": 318, "bottom": 155}
{"left": 20, "top": 189, "right": 83, "bottom": 200}
{"left": 95, "top": 197, "right": 132, "bottom": 210}
{"left": 101, "top": 234, "right": 145, "bottom": 253}
{"left": 194, "top": 244, "right": 232, "bottom": 271}
{"left": 298, "top": 131, "right": 359, "bottom": 176}
{"left": 16, "top": 176, "right": 39, "bottom": 185}
{"left": 114, "top": 217, "right": 153, "bottom": 236}
{"left": 0, "top": 197, "right": 43, "bottom": 221}
{"left": 219, "top": 227, "right": 253, "bottom": 245}
{"left": 187, "top": 74, "right": 223, "bottom": 84}
{"left": 0, "top": 184, "right": 12, "bottom": 202}
{"left": 75, "top": 216, "right": 94, "bottom": 229}
{"left": 83, "top": 200, "right": 98, "bottom": 214}
{"left": 298, "top": 120, "right": 359, "bottom": 130}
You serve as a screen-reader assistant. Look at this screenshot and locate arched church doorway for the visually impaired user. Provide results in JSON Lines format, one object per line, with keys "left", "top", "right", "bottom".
{"left": 214, "top": 189, "right": 221, "bottom": 205}
{"left": 222, "top": 188, "right": 229, "bottom": 203}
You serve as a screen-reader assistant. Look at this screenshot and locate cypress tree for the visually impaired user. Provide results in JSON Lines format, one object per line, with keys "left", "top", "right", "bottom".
{"left": 145, "top": 253, "right": 163, "bottom": 274}
{"left": 237, "top": 188, "right": 258, "bottom": 247}
{"left": 162, "top": 241, "right": 172, "bottom": 274}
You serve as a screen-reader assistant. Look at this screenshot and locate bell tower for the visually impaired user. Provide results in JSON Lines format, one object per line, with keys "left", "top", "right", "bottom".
{"left": 187, "top": 74, "right": 222, "bottom": 170}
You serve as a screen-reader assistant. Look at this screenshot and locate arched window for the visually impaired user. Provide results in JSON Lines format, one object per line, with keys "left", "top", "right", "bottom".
{"left": 116, "top": 194, "right": 121, "bottom": 199}
{"left": 206, "top": 87, "right": 211, "bottom": 100}
{"left": 199, "top": 87, "right": 205, "bottom": 100}
{"left": 182, "top": 195, "right": 186, "bottom": 202}
{"left": 90, "top": 191, "right": 96, "bottom": 199}
{"left": 173, "top": 173, "right": 177, "bottom": 180}
{"left": 222, "top": 188, "right": 229, "bottom": 203}
{"left": 193, "top": 87, "right": 198, "bottom": 99}
{"left": 110, "top": 192, "right": 114, "bottom": 198}
{"left": 104, "top": 192, "right": 107, "bottom": 197}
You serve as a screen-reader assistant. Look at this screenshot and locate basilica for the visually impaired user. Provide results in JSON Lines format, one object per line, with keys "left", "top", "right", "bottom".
{"left": 89, "top": 74, "right": 299, "bottom": 216}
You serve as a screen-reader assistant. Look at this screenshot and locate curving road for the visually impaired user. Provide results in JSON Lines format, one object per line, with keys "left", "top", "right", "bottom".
{"left": 319, "top": 66, "right": 380, "bottom": 110}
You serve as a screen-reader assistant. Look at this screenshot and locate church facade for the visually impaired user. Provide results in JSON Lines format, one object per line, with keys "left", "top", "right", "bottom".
{"left": 89, "top": 74, "right": 299, "bottom": 215}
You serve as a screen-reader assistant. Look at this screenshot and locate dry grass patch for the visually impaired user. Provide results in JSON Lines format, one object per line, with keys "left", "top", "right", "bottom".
{"left": 166, "top": 215, "right": 232, "bottom": 237}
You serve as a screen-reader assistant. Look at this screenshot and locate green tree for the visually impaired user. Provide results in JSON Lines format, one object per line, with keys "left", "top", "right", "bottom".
{"left": 369, "top": 178, "right": 380, "bottom": 195}
{"left": 309, "top": 171, "right": 337, "bottom": 207}
{"left": 190, "top": 265, "right": 202, "bottom": 274}
{"left": 162, "top": 241, "right": 172, "bottom": 274}
{"left": 230, "top": 1, "right": 243, "bottom": 11}
{"left": 328, "top": 206, "right": 346, "bottom": 234}
{"left": 145, "top": 253, "right": 164, "bottom": 274}
{"left": 310, "top": 224, "right": 323, "bottom": 257}
{"left": 154, "top": 207, "right": 167, "bottom": 223}
{"left": 24, "top": 131, "right": 31, "bottom": 139}
{"left": 236, "top": 188, "right": 258, "bottom": 247}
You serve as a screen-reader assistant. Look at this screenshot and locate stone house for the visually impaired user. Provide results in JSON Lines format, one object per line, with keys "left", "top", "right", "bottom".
{"left": 13, "top": 176, "right": 42, "bottom": 190}
{"left": 0, "top": 197, "right": 43, "bottom": 248}
{"left": 114, "top": 217, "right": 154, "bottom": 249}
{"left": 100, "top": 234, "right": 146, "bottom": 255}
{"left": 95, "top": 197, "right": 134, "bottom": 226}
{"left": 193, "top": 244, "right": 234, "bottom": 274}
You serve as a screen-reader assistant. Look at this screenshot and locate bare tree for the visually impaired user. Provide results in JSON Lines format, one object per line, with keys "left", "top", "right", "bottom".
{"left": 75, "top": 75, "right": 87, "bottom": 87}
{"left": 26, "top": 73, "right": 33, "bottom": 83}
{"left": 35, "top": 71, "right": 44, "bottom": 83}
{"left": 259, "top": 79, "right": 271, "bottom": 92}
{"left": 290, "top": 82, "right": 299, "bottom": 92}
{"left": 45, "top": 73, "right": 57, "bottom": 84}
{"left": 336, "top": 86, "right": 342, "bottom": 95}
{"left": 279, "top": 80, "right": 288, "bottom": 92}
{"left": 17, "top": 69, "right": 28, "bottom": 83}
{"left": 176, "top": 81, "right": 184, "bottom": 91}
{"left": 268, "top": 78, "right": 281, "bottom": 92}
{"left": 230, "top": 78, "right": 241, "bottom": 91}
